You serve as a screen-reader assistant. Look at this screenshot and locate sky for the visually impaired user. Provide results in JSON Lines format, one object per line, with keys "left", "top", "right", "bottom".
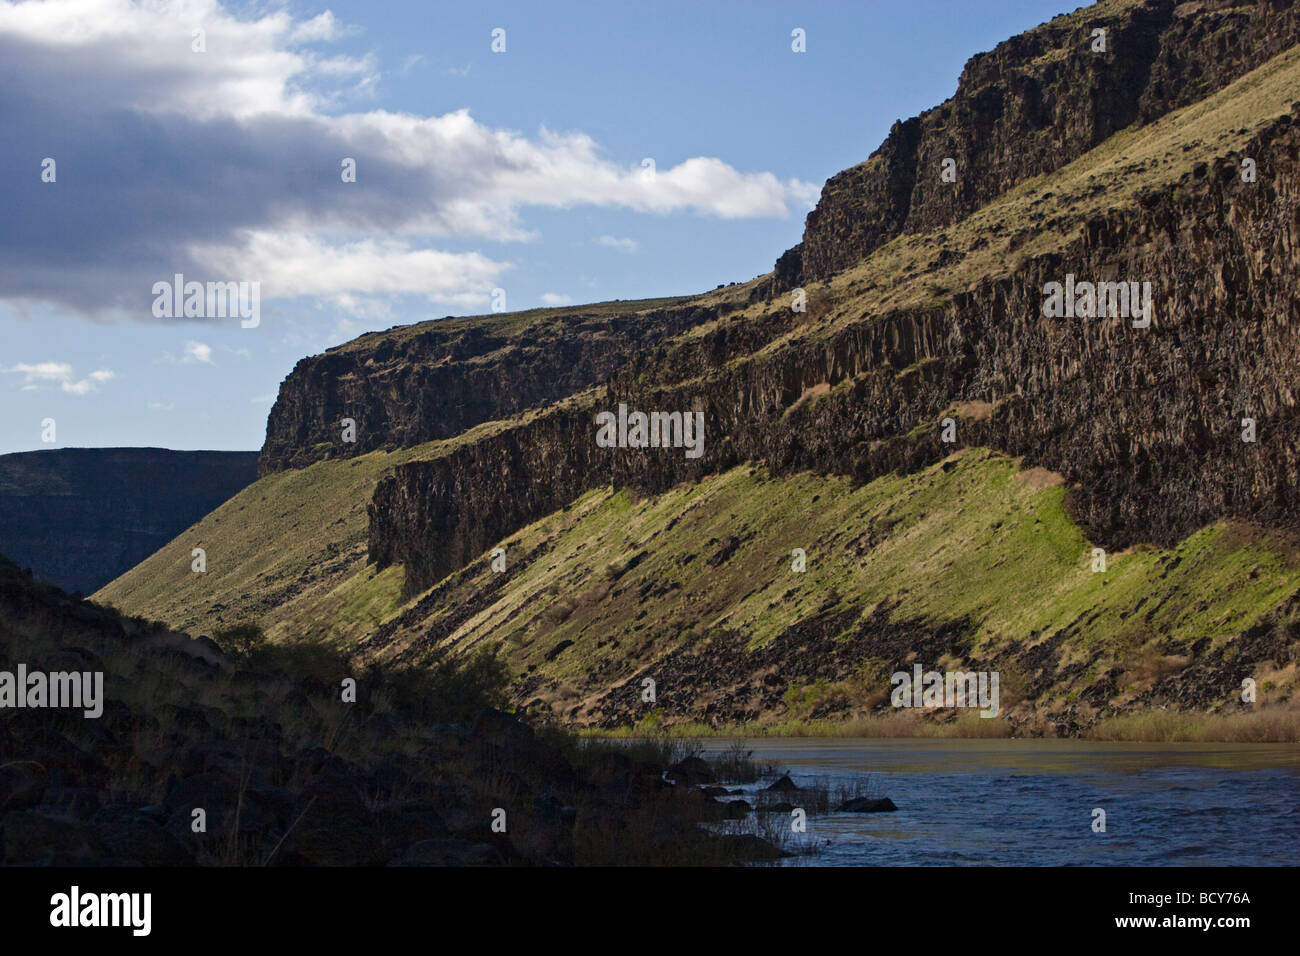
{"left": 0, "top": 0, "right": 1078, "bottom": 454}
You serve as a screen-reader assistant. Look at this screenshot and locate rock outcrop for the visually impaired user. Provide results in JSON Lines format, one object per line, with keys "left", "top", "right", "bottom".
{"left": 372, "top": 107, "right": 1300, "bottom": 594}
{"left": 258, "top": 303, "right": 716, "bottom": 474}
{"left": 776, "top": 0, "right": 1300, "bottom": 289}
{"left": 88, "top": 0, "right": 1300, "bottom": 738}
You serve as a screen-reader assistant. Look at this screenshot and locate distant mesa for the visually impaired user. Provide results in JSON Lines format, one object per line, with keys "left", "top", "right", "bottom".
{"left": 0, "top": 448, "right": 259, "bottom": 595}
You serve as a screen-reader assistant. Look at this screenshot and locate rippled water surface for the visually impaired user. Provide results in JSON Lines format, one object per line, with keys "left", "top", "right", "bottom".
{"left": 694, "top": 738, "right": 1300, "bottom": 866}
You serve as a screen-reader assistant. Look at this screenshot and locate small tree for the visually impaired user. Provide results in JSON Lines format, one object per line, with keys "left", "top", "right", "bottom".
{"left": 213, "top": 622, "right": 266, "bottom": 661}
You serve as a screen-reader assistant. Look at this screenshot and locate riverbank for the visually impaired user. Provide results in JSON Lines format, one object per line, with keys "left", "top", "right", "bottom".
{"left": 588, "top": 704, "right": 1300, "bottom": 743}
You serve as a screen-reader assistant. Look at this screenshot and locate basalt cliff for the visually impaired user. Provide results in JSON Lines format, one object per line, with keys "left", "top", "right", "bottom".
{"left": 102, "top": 0, "right": 1300, "bottom": 738}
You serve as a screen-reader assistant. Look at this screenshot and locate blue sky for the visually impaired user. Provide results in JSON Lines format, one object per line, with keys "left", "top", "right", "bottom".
{"left": 0, "top": 0, "right": 1076, "bottom": 454}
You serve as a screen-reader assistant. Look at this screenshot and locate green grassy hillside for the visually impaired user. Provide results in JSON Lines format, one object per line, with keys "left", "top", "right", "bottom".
{"left": 291, "top": 450, "right": 1299, "bottom": 736}
{"left": 103, "top": 444, "right": 1300, "bottom": 737}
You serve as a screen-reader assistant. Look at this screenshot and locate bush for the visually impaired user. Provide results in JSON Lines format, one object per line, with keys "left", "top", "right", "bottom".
{"left": 212, "top": 622, "right": 267, "bottom": 660}
{"left": 380, "top": 646, "right": 512, "bottom": 722}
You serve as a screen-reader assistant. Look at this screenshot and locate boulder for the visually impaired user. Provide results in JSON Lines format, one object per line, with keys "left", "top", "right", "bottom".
{"left": 837, "top": 797, "right": 898, "bottom": 813}
{"left": 765, "top": 773, "right": 799, "bottom": 793}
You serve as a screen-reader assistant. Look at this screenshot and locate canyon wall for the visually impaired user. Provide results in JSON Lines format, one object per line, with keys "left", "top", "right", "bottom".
{"left": 371, "top": 109, "right": 1300, "bottom": 594}
{"left": 777, "top": 0, "right": 1300, "bottom": 289}
{"left": 258, "top": 304, "right": 716, "bottom": 474}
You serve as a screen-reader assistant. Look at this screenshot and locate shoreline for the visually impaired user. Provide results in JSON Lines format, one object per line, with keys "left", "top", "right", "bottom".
{"left": 580, "top": 706, "right": 1300, "bottom": 744}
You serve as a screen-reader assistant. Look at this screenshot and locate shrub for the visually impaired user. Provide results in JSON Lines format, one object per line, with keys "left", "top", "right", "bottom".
{"left": 212, "top": 622, "right": 267, "bottom": 660}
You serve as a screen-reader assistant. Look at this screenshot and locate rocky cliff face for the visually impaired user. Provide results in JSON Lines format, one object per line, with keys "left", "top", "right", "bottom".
{"left": 778, "top": 0, "right": 1300, "bottom": 289}
{"left": 0, "top": 448, "right": 259, "bottom": 594}
{"left": 371, "top": 106, "right": 1300, "bottom": 595}
{"left": 258, "top": 302, "right": 716, "bottom": 474}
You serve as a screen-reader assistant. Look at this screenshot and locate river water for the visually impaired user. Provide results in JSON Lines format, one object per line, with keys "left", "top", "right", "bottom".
{"left": 694, "top": 738, "right": 1300, "bottom": 866}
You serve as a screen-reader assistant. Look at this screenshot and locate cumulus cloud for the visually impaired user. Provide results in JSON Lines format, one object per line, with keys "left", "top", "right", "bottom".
{"left": 184, "top": 341, "right": 214, "bottom": 364}
{"left": 159, "top": 340, "right": 215, "bottom": 364}
{"left": 539, "top": 293, "right": 573, "bottom": 306}
{"left": 4, "top": 361, "right": 115, "bottom": 394}
{"left": 5, "top": 361, "right": 70, "bottom": 383}
{"left": 597, "top": 235, "right": 639, "bottom": 253}
{"left": 0, "top": 0, "right": 816, "bottom": 320}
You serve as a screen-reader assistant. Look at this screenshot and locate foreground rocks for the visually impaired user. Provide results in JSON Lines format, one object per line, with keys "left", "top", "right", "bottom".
{"left": 0, "top": 555, "right": 786, "bottom": 866}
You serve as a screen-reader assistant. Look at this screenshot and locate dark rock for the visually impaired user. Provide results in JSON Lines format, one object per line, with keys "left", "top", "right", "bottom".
{"left": 2, "top": 810, "right": 103, "bottom": 864}
{"left": 38, "top": 785, "right": 100, "bottom": 820}
{"left": 396, "top": 838, "right": 503, "bottom": 867}
{"left": 765, "top": 773, "right": 799, "bottom": 793}
{"left": 543, "top": 640, "right": 574, "bottom": 662}
{"left": 375, "top": 802, "right": 449, "bottom": 854}
{"left": 0, "top": 762, "right": 47, "bottom": 812}
{"left": 837, "top": 797, "right": 899, "bottom": 813}
{"left": 163, "top": 771, "right": 281, "bottom": 841}
{"left": 724, "top": 799, "right": 753, "bottom": 818}
{"left": 91, "top": 812, "right": 194, "bottom": 866}
{"left": 666, "top": 755, "right": 714, "bottom": 786}
{"left": 785, "top": 0, "right": 1300, "bottom": 286}
{"left": 712, "top": 833, "right": 790, "bottom": 861}
{"left": 259, "top": 308, "right": 718, "bottom": 476}
{"left": 274, "top": 797, "right": 385, "bottom": 867}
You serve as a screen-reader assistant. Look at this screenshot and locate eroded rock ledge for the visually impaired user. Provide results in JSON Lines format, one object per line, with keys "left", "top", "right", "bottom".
{"left": 370, "top": 111, "right": 1300, "bottom": 596}
{"left": 777, "top": 0, "right": 1300, "bottom": 289}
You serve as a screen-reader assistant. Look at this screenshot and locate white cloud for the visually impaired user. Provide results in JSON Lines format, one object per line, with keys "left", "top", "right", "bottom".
{"left": 6, "top": 361, "right": 72, "bottom": 382}
{"left": 3, "top": 361, "right": 115, "bottom": 394}
{"left": 0, "top": 0, "right": 816, "bottom": 318}
{"left": 63, "top": 369, "right": 115, "bottom": 394}
{"left": 597, "top": 235, "right": 639, "bottom": 253}
{"left": 184, "top": 341, "right": 214, "bottom": 364}
{"left": 193, "top": 231, "right": 510, "bottom": 306}
{"left": 0, "top": 0, "right": 373, "bottom": 120}
{"left": 540, "top": 293, "right": 573, "bottom": 306}
{"left": 159, "top": 340, "right": 216, "bottom": 365}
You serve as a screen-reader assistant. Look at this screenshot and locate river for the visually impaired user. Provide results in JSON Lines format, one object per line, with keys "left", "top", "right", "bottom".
{"left": 694, "top": 738, "right": 1300, "bottom": 866}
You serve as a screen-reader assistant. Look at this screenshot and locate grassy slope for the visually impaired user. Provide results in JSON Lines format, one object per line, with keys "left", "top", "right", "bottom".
{"left": 94, "top": 384, "right": 610, "bottom": 634}
{"left": 320, "top": 451, "right": 1298, "bottom": 728}
{"left": 95, "top": 444, "right": 411, "bottom": 634}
